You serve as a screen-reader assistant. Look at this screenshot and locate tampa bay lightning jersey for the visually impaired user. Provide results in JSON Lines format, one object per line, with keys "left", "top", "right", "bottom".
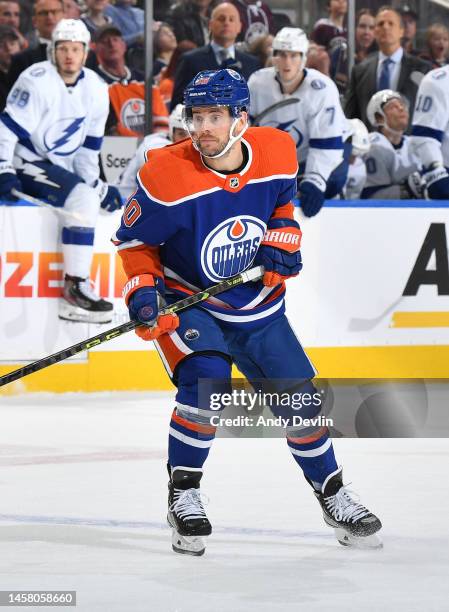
{"left": 247, "top": 67, "right": 345, "bottom": 188}
{"left": 363, "top": 132, "right": 421, "bottom": 198}
{"left": 411, "top": 65, "right": 449, "bottom": 169}
{"left": 0, "top": 60, "right": 109, "bottom": 185}
{"left": 113, "top": 127, "right": 298, "bottom": 327}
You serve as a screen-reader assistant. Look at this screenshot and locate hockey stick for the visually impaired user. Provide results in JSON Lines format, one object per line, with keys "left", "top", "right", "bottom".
{"left": 0, "top": 266, "right": 264, "bottom": 388}
{"left": 252, "top": 98, "right": 300, "bottom": 126}
{"left": 11, "top": 189, "right": 86, "bottom": 223}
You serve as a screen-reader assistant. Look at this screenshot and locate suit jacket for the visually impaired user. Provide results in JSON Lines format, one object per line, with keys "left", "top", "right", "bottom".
{"left": 170, "top": 44, "right": 261, "bottom": 110}
{"left": 344, "top": 51, "right": 432, "bottom": 129}
{"left": 7, "top": 43, "right": 48, "bottom": 90}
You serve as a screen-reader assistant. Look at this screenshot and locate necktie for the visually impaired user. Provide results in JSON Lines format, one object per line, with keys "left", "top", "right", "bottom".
{"left": 219, "top": 49, "right": 231, "bottom": 66}
{"left": 378, "top": 57, "right": 393, "bottom": 91}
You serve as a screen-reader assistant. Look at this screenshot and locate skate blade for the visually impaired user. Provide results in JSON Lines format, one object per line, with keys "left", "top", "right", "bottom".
{"left": 171, "top": 529, "right": 206, "bottom": 556}
{"left": 334, "top": 528, "right": 383, "bottom": 549}
{"left": 58, "top": 301, "right": 112, "bottom": 324}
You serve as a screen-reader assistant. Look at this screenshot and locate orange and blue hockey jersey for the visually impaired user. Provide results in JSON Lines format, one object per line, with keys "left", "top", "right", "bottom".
{"left": 113, "top": 127, "right": 299, "bottom": 327}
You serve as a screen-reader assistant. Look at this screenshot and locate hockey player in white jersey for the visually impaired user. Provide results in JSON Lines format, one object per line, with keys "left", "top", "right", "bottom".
{"left": 363, "top": 90, "right": 423, "bottom": 199}
{"left": 0, "top": 19, "right": 123, "bottom": 323}
{"left": 411, "top": 65, "right": 449, "bottom": 199}
{"left": 248, "top": 27, "right": 348, "bottom": 217}
{"left": 117, "top": 104, "right": 188, "bottom": 198}
{"left": 343, "top": 118, "right": 370, "bottom": 200}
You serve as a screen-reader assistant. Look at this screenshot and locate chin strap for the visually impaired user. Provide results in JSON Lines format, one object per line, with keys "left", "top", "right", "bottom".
{"left": 191, "top": 118, "right": 248, "bottom": 160}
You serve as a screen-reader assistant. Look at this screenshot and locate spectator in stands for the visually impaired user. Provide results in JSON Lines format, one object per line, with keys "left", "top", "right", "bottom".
{"left": 311, "top": 0, "right": 347, "bottom": 50}
{"left": 229, "top": 0, "right": 274, "bottom": 46}
{"left": 400, "top": 5, "right": 419, "bottom": 55}
{"left": 170, "top": 2, "right": 260, "bottom": 109}
{"left": 158, "top": 39, "right": 197, "bottom": 108}
{"left": 420, "top": 23, "right": 449, "bottom": 68}
{"left": 93, "top": 24, "right": 142, "bottom": 83}
{"left": 0, "top": 0, "right": 27, "bottom": 49}
{"left": 62, "top": 0, "right": 81, "bottom": 19}
{"left": 167, "top": 0, "right": 212, "bottom": 48}
{"left": 362, "top": 89, "right": 423, "bottom": 198}
{"left": 345, "top": 6, "right": 431, "bottom": 129}
{"left": 105, "top": 0, "right": 144, "bottom": 46}
{"left": 153, "top": 22, "right": 177, "bottom": 78}
{"left": 0, "top": 24, "right": 19, "bottom": 108}
{"left": 82, "top": 0, "right": 114, "bottom": 38}
{"left": 7, "top": 0, "right": 63, "bottom": 87}
{"left": 306, "top": 42, "right": 330, "bottom": 75}
{"left": 355, "top": 8, "right": 376, "bottom": 64}
{"left": 93, "top": 24, "right": 168, "bottom": 136}
{"left": 248, "top": 33, "right": 273, "bottom": 68}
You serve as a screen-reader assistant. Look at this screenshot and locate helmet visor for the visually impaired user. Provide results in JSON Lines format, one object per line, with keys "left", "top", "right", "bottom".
{"left": 183, "top": 105, "right": 235, "bottom": 137}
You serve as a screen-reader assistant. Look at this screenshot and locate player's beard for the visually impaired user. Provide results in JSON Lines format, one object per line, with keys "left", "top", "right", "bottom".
{"left": 195, "top": 137, "right": 228, "bottom": 158}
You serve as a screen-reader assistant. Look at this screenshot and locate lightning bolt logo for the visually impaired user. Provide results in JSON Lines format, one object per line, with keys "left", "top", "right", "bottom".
{"left": 44, "top": 117, "right": 85, "bottom": 156}
{"left": 21, "top": 163, "right": 60, "bottom": 187}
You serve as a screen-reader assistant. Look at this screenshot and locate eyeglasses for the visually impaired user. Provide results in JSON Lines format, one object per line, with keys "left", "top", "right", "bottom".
{"left": 35, "top": 8, "right": 63, "bottom": 17}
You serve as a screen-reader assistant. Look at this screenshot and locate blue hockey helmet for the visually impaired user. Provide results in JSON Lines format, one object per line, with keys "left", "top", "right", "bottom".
{"left": 183, "top": 69, "right": 250, "bottom": 117}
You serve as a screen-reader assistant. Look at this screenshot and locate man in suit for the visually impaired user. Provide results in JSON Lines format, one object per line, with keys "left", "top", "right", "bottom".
{"left": 170, "top": 2, "right": 260, "bottom": 110}
{"left": 345, "top": 6, "right": 431, "bottom": 129}
{"left": 7, "top": 0, "right": 63, "bottom": 88}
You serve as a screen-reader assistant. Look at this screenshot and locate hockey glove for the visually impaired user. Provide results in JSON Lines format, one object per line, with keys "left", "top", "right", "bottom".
{"left": 298, "top": 181, "right": 325, "bottom": 217}
{"left": 401, "top": 171, "right": 425, "bottom": 199}
{"left": 422, "top": 164, "right": 449, "bottom": 200}
{"left": 0, "top": 162, "right": 22, "bottom": 198}
{"left": 254, "top": 218, "right": 303, "bottom": 287}
{"left": 123, "top": 274, "right": 179, "bottom": 341}
{"left": 100, "top": 185, "right": 123, "bottom": 212}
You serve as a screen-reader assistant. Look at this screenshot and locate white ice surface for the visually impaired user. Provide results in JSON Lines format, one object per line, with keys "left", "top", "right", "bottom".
{"left": 0, "top": 391, "right": 448, "bottom": 612}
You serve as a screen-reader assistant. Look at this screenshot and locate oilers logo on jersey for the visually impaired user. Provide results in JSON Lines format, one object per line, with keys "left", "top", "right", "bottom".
{"left": 200, "top": 215, "right": 266, "bottom": 281}
{"left": 43, "top": 117, "right": 86, "bottom": 156}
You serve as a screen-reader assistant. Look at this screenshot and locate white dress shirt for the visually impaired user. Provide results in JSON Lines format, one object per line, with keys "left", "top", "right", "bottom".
{"left": 377, "top": 47, "right": 404, "bottom": 92}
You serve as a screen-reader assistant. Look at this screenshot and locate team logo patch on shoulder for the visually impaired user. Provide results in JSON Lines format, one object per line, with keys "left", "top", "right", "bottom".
{"left": 432, "top": 69, "right": 447, "bottom": 80}
{"left": 184, "top": 328, "right": 200, "bottom": 341}
{"left": 229, "top": 177, "right": 239, "bottom": 188}
{"left": 201, "top": 215, "right": 266, "bottom": 282}
{"left": 311, "top": 79, "right": 326, "bottom": 90}
{"left": 30, "top": 67, "right": 45, "bottom": 77}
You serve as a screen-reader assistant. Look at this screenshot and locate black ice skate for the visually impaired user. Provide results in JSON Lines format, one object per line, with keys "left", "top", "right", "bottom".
{"left": 310, "top": 467, "right": 382, "bottom": 549}
{"left": 167, "top": 465, "right": 212, "bottom": 556}
{"left": 59, "top": 274, "right": 113, "bottom": 324}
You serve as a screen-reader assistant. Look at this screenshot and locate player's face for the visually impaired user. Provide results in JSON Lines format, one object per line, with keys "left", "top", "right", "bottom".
{"left": 383, "top": 98, "right": 409, "bottom": 132}
{"left": 0, "top": 1, "right": 20, "bottom": 29}
{"left": 374, "top": 10, "right": 404, "bottom": 49}
{"left": 189, "top": 106, "right": 244, "bottom": 157}
{"left": 274, "top": 50, "right": 303, "bottom": 82}
{"left": 55, "top": 41, "right": 85, "bottom": 78}
{"left": 356, "top": 14, "right": 375, "bottom": 49}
